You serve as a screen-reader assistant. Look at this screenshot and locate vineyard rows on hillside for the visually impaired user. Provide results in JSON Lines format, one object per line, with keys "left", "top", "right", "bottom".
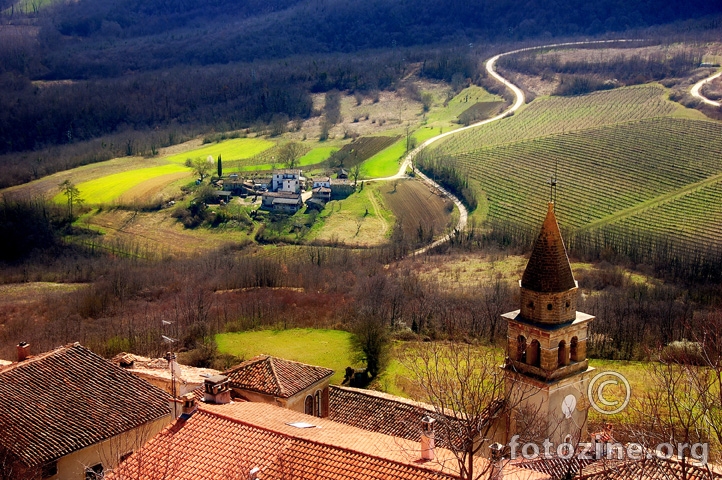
{"left": 452, "top": 117, "right": 722, "bottom": 239}
{"left": 434, "top": 86, "right": 677, "bottom": 155}
{"left": 329, "top": 136, "right": 400, "bottom": 169}
{"left": 596, "top": 181, "right": 722, "bottom": 255}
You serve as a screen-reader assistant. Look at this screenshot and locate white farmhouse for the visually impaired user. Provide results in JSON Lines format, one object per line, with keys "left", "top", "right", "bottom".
{"left": 272, "top": 169, "right": 305, "bottom": 193}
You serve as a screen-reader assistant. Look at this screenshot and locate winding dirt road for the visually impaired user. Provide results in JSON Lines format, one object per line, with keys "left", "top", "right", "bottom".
{"left": 691, "top": 69, "right": 722, "bottom": 107}
{"left": 368, "top": 40, "right": 646, "bottom": 256}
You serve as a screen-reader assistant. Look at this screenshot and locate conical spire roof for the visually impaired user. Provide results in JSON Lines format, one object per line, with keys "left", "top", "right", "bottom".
{"left": 521, "top": 203, "right": 576, "bottom": 293}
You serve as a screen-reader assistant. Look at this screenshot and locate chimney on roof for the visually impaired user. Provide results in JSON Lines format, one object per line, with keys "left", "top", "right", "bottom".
{"left": 16, "top": 342, "right": 30, "bottom": 362}
{"left": 420, "top": 415, "right": 436, "bottom": 460}
{"left": 180, "top": 393, "right": 198, "bottom": 419}
{"left": 204, "top": 375, "right": 232, "bottom": 404}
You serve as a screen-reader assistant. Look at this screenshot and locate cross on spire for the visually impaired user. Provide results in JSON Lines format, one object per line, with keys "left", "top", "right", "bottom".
{"left": 547, "top": 162, "right": 559, "bottom": 206}
{"left": 547, "top": 173, "right": 557, "bottom": 205}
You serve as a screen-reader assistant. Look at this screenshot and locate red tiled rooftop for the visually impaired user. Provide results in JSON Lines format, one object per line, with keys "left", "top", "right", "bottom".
{"left": 329, "top": 386, "right": 503, "bottom": 450}
{"left": 200, "top": 402, "right": 547, "bottom": 479}
{"left": 224, "top": 355, "right": 333, "bottom": 398}
{"left": 110, "top": 400, "right": 549, "bottom": 480}
{"left": 107, "top": 405, "right": 458, "bottom": 480}
{"left": 0, "top": 343, "right": 171, "bottom": 467}
{"left": 576, "top": 456, "right": 722, "bottom": 480}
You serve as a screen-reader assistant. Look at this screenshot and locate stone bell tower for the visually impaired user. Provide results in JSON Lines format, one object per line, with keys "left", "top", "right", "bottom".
{"left": 502, "top": 202, "right": 594, "bottom": 445}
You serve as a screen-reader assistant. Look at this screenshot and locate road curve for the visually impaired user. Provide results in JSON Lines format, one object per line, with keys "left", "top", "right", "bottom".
{"left": 691, "top": 69, "right": 722, "bottom": 107}
{"left": 365, "top": 39, "right": 646, "bottom": 256}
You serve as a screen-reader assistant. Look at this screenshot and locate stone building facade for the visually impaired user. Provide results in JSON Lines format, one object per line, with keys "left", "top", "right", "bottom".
{"left": 502, "top": 202, "right": 595, "bottom": 445}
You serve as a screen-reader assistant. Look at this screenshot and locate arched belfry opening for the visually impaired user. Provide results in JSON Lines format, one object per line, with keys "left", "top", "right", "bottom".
{"left": 529, "top": 340, "right": 541, "bottom": 367}
{"left": 502, "top": 201, "right": 595, "bottom": 445}
{"left": 570, "top": 336, "right": 579, "bottom": 362}
{"left": 558, "top": 340, "right": 568, "bottom": 367}
{"left": 517, "top": 335, "right": 527, "bottom": 363}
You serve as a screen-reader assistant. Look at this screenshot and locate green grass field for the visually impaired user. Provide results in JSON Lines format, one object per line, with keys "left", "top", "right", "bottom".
{"left": 2, "top": 0, "right": 55, "bottom": 14}
{"left": 236, "top": 145, "right": 337, "bottom": 172}
{"left": 164, "top": 137, "right": 275, "bottom": 164}
{"left": 309, "top": 182, "right": 395, "bottom": 246}
{"left": 214, "top": 327, "right": 656, "bottom": 418}
{"left": 425, "top": 85, "right": 503, "bottom": 128}
{"left": 215, "top": 328, "right": 355, "bottom": 385}
{"left": 360, "top": 139, "right": 407, "bottom": 178}
{"left": 53, "top": 163, "right": 188, "bottom": 204}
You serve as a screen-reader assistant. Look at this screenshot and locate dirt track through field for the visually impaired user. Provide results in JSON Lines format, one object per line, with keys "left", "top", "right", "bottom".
{"left": 691, "top": 69, "right": 722, "bottom": 107}
{"left": 366, "top": 189, "right": 388, "bottom": 237}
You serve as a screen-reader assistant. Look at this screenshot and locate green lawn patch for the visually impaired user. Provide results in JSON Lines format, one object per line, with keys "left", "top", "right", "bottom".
{"left": 309, "top": 183, "right": 394, "bottom": 246}
{"left": 360, "top": 139, "right": 407, "bottom": 178}
{"left": 237, "top": 145, "right": 337, "bottom": 172}
{"left": 215, "top": 328, "right": 355, "bottom": 385}
{"left": 164, "top": 137, "right": 275, "bottom": 164}
{"left": 53, "top": 164, "right": 188, "bottom": 205}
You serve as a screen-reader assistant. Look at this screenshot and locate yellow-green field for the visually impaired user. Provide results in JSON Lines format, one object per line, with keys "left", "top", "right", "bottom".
{"left": 424, "top": 85, "right": 505, "bottom": 132}
{"left": 53, "top": 164, "right": 189, "bottom": 205}
{"left": 214, "top": 326, "right": 656, "bottom": 418}
{"left": 164, "top": 137, "right": 275, "bottom": 164}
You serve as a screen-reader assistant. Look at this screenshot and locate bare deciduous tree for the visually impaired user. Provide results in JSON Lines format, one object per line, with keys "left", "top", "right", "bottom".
{"left": 400, "top": 341, "right": 539, "bottom": 480}
{"left": 278, "top": 142, "right": 305, "bottom": 169}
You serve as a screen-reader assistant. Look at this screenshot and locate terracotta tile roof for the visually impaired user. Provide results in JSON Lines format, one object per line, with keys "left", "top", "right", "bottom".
{"left": 521, "top": 202, "right": 576, "bottom": 293}
{"left": 515, "top": 454, "right": 722, "bottom": 480}
{"left": 224, "top": 355, "right": 333, "bottom": 398}
{"left": 576, "top": 456, "right": 722, "bottom": 480}
{"left": 111, "top": 401, "right": 548, "bottom": 480}
{"left": 112, "top": 352, "right": 221, "bottom": 386}
{"left": 0, "top": 343, "right": 171, "bottom": 467}
{"left": 107, "top": 406, "right": 458, "bottom": 480}
{"left": 199, "top": 402, "right": 543, "bottom": 479}
{"left": 329, "top": 386, "right": 503, "bottom": 450}
{"left": 515, "top": 456, "right": 598, "bottom": 479}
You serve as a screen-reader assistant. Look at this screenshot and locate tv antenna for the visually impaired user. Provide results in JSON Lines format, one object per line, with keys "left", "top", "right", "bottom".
{"left": 547, "top": 161, "right": 559, "bottom": 208}
{"left": 162, "top": 320, "right": 183, "bottom": 419}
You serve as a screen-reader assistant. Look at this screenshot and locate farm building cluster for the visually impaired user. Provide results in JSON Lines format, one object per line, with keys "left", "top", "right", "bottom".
{"left": 217, "top": 169, "right": 354, "bottom": 213}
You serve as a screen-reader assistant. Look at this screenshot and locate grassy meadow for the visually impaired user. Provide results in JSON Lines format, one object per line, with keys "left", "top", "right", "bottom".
{"left": 214, "top": 326, "right": 654, "bottom": 426}
{"left": 359, "top": 138, "right": 408, "bottom": 178}
{"left": 163, "top": 137, "right": 275, "bottom": 164}
{"left": 54, "top": 164, "right": 189, "bottom": 205}
{"left": 215, "top": 328, "right": 355, "bottom": 385}
{"left": 308, "top": 182, "right": 395, "bottom": 246}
